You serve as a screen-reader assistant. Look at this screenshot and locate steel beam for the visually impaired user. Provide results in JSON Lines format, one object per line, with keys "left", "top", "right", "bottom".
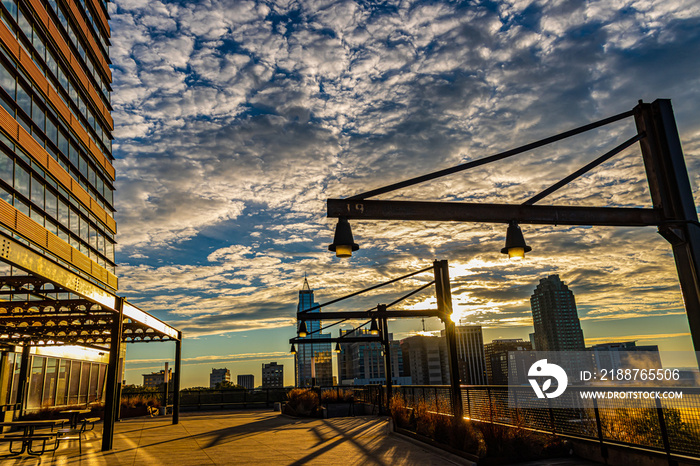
{"left": 290, "top": 336, "right": 381, "bottom": 344}
{"left": 635, "top": 99, "right": 700, "bottom": 354}
{"left": 296, "top": 309, "right": 441, "bottom": 321}
{"left": 14, "top": 344, "right": 30, "bottom": 419}
{"left": 328, "top": 199, "right": 661, "bottom": 226}
{"left": 381, "top": 311, "right": 392, "bottom": 404}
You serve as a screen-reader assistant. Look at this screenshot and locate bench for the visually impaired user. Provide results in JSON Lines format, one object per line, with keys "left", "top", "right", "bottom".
{"left": 57, "top": 427, "right": 85, "bottom": 455}
{"left": 81, "top": 417, "right": 100, "bottom": 431}
{"left": 0, "top": 433, "right": 59, "bottom": 455}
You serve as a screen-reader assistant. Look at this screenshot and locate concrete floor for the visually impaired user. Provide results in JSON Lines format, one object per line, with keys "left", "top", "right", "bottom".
{"left": 0, "top": 410, "right": 475, "bottom": 465}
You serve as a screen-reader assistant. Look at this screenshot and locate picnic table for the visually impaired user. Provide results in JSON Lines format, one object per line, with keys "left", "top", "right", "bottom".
{"left": 59, "top": 409, "right": 91, "bottom": 429}
{"left": 0, "top": 420, "right": 63, "bottom": 455}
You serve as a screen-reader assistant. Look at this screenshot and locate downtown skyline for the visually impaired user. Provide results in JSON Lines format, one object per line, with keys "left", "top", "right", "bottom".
{"left": 109, "top": 0, "right": 700, "bottom": 387}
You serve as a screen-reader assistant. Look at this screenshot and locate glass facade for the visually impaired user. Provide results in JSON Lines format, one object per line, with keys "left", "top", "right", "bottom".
{"left": 0, "top": 349, "right": 108, "bottom": 410}
{"left": 296, "top": 279, "right": 333, "bottom": 387}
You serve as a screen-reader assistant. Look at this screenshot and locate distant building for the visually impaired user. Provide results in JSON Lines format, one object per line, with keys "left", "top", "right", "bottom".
{"left": 143, "top": 369, "right": 172, "bottom": 388}
{"left": 443, "top": 325, "right": 488, "bottom": 385}
{"left": 337, "top": 329, "right": 410, "bottom": 385}
{"left": 296, "top": 278, "right": 333, "bottom": 387}
{"left": 237, "top": 374, "right": 254, "bottom": 390}
{"left": 210, "top": 368, "right": 231, "bottom": 388}
{"left": 484, "top": 339, "right": 534, "bottom": 385}
{"left": 590, "top": 342, "right": 662, "bottom": 373}
{"left": 400, "top": 335, "right": 449, "bottom": 385}
{"left": 262, "top": 362, "right": 284, "bottom": 388}
{"left": 530, "top": 275, "right": 585, "bottom": 352}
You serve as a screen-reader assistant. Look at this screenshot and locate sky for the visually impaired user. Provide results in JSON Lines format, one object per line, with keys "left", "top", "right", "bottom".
{"left": 107, "top": 0, "right": 700, "bottom": 388}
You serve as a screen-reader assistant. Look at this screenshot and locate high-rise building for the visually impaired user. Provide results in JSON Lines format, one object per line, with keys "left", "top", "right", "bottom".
{"left": 530, "top": 275, "right": 585, "bottom": 352}
{"left": 262, "top": 362, "right": 283, "bottom": 388}
{"left": 337, "top": 328, "right": 410, "bottom": 385}
{"left": 443, "top": 325, "right": 488, "bottom": 385}
{"left": 484, "top": 339, "right": 534, "bottom": 385}
{"left": 400, "top": 335, "right": 450, "bottom": 385}
{"left": 295, "top": 278, "right": 332, "bottom": 387}
{"left": 237, "top": 374, "right": 254, "bottom": 390}
{"left": 143, "top": 369, "right": 172, "bottom": 388}
{"left": 209, "top": 368, "right": 230, "bottom": 388}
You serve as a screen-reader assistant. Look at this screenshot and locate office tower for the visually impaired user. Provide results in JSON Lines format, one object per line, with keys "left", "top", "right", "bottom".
{"left": 400, "top": 335, "right": 450, "bottom": 385}
{"left": 237, "top": 374, "right": 254, "bottom": 390}
{"left": 530, "top": 275, "right": 585, "bottom": 351}
{"left": 442, "top": 325, "right": 488, "bottom": 385}
{"left": 295, "top": 278, "right": 332, "bottom": 386}
{"left": 337, "top": 328, "right": 409, "bottom": 385}
{"left": 262, "top": 362, "right": 283, "bottom": 388}
{"left": 209, "top": 368, "right": 230, "bottom": 388}
{"left": 143, "top": 369, "right": 172, "bottom": 388}
{"left": 590, "top": 342, "right": 662, "bottom": 372}
{"left": 484, "top": 339, "right": 534, "bottom": 385}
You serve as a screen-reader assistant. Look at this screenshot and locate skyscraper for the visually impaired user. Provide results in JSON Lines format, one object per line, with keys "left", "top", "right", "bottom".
{"left": 530, "top": 275, "right": 585, "bottom": 351}
{"left": 337, "top": 328, "right": 409, "bottom": 385}
{"left": 0, "top": 0, "right": 117, "bottom": 290}
{"left": 296, "top": 278, "right": 332, "bottom": 386}
{"left": 484, "top": 339, "right": 534, "bottom": 385}
{"left": 444, "top": 325, "right": 488, "bottom": 385}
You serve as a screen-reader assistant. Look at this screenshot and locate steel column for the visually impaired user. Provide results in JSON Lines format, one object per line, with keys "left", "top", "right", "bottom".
{"left": 14, "top": 345, "right": 31, "bottom": 419}
{"left": 102, "top": 297, "right": 124, "bottom": 451}
{"left": 380, "top": 309, "right": 392, "bottom": 405}
{"left": 173, "top": 332, "right": 182, "bottom": 424}
{"left": 635, "top": 99, "right": 700, "bottom": 354}
{"left": 434, "top": 260, "right": 463, "bottom": 419}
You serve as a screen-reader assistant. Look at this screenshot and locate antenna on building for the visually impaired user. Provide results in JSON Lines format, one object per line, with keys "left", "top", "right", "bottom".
{"left": 421, "top": 318, "right": 426, "bottom": 332}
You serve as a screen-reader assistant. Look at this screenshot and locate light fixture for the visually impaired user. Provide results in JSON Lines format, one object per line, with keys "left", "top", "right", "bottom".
{"left": 334, "top": 342, "right": 341, "bottom": 353}
{"left": 328, "top": 217, "right": 359, "bottom": 258}
{"left": 290, "top": 344, "right": 297, "bottom": 354}
{"left": 369, "top": 318, "right": 380, "bottom": 335}
{"left": 298, "top": 321, "right": 308, "bottom": 338}
{"left": 501, "top": 220, "right": 531, "bottom": 260}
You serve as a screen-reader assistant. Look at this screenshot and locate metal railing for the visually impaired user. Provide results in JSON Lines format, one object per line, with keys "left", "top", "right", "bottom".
{"left": 388, "top": 385, "right": 700, "bottom": 461}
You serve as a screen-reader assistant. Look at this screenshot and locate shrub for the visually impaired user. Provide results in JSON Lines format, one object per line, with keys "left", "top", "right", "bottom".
{"left": 284, "top": 388, "right": 320, "bottom": 417}
{"left": 389, "top": 394, "right": 411, "bottom": 429}
{"left": 321, "top": 389, "right": 354, "bottom": 403}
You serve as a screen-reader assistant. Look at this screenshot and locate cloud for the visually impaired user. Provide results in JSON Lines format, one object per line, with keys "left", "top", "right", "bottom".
{"left": 110, "top": 0, "right": 700, "bottom": 343}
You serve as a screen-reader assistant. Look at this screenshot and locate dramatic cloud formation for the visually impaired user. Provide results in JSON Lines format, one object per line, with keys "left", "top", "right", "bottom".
{"left": 109, "top": 1, "right": 700, "bottom": 385}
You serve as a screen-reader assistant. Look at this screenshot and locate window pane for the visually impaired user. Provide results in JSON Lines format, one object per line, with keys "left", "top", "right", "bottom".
{"left": 70, "top": 208, "right": 79, "bottom": 234}
{"left": 31, "top": 175, "right": 44, "bottom": 208}
{"left": 0, "top": 61, "right": 15, "bottom": 97}
{"left": 58, "top": 131, "right": 68, "bottom": 156}
{"left": 14, "top": 163, "right": 29, "bottom": 197}
{"left": 68, "top": 361, "right": 80, "bottom": 404}
{"left": 56, "top": 360, "right": 68, "bottom": 406}
{"left": 16, "top": 84, "right": 31, "bottom": 117}
{"left": 45, "top": 189, "right": 57, "bottom": 219}
{"left": 32, "top": 100, "right": 45, "bottom": 132}
{"left": 89, "top": 363, "right": 99, "bottom": 402}
{"left": 46, "top": 118, "right": 57, "bottom": 144}
{"left": 27, "top": 356, "right": 45, "bottom": 409}
{"left": 43, "top": 358, "right": 58, "bottom": 406}
{"left": 79, "top": 362, "right": 90, "bottom": 404}
{"left": 0, "top": 150, "right": 12, "bottom": 183}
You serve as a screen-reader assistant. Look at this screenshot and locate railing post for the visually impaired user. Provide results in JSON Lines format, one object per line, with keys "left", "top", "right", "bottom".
{"left": 173, "top": 332, "right": 182, "bottom": 424}
{"left": 592, "top": 398, "right": 608, "bottom": 461}
{"left": 655, "top": 397, "right": 676, "bottom": 466}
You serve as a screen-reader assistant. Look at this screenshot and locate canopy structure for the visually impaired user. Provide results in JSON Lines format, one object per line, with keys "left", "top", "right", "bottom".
{"left": 0, "top": 231, "right": 182, "bottom": 451}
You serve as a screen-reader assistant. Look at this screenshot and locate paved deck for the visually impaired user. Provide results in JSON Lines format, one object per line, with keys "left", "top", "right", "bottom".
{"left": 1, "top": 410, "right": 472, "bottom": 465}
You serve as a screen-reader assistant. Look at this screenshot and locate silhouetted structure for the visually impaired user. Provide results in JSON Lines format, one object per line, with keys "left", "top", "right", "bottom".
{"left": 530, "top": 275, "right": 585, "bottom": 351}
{"left": 210, "top": 368, "right": 230, "bottom": 389}
{"left": 262, "top": 362, "right": 284, "bottom": 388}
{"left": 295, "top": 278, "right": 332, "bottom": 386}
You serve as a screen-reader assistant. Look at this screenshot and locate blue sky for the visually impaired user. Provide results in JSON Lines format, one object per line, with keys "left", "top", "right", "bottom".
{"left": 108, "top": 0, "right": 700, "bottom": 387}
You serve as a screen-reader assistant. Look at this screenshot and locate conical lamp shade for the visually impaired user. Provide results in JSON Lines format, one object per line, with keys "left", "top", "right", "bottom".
{"left": 328, "top": 218, "right": 359, "bottom": 258}
{"left": 500, "top": 221, "right": 532, "bottom": 259}
{"left": 290, "top": 344, "right": 297, "bottom": 354}
{"left": 369, "top": 318, "right": 380, "bottom": 335}
{"left": 298, "top": 320, "right": 308, "bottom": 338}
{"left": 334, "top": 342, "right": 341, "bottom": 353}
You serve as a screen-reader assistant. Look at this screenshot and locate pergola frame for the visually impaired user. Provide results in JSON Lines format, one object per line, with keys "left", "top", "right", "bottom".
{"left": 290, "top": 260, "right": 464, "bottom": 418}
{"left": 327, "top": 99, "right": 700, "bottom": 358}
{"left": 0, "top": 230, "right": 182, "bottom": 451}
